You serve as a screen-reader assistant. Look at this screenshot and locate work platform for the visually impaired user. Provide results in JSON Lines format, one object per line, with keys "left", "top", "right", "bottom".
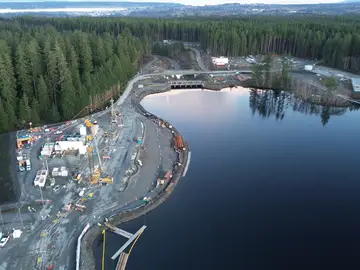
{"left": 102, "top": 223, "right": 147, "bottom": 270}
{"left": 169, "top": 80, "right": 204, "bottom": 89}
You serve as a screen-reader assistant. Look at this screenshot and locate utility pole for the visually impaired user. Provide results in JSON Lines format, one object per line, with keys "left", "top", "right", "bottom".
{"left": 93, "top": 138, "right": 103, "bottom": 171}
{"left": 0, "top": 208, "right": 4, "bottom": 226}
{"left": 18, "top": 208, "right": 24, "bottom": 228}
{"left": 45, "top": 159, "right": 49, "bottom": 172}
{"left": 110, "top": 98, "right": 115, "bottom": 119}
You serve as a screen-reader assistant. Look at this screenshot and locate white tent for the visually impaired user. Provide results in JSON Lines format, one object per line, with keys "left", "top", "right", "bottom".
{"left": 13, "top": 229, "right": 23, "bottom": 239}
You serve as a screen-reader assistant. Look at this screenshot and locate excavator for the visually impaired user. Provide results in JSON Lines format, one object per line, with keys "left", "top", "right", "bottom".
{"left": 84, "top": 119, "right": 93, "bottom": 127}
{"left": 90, "top": 167, "right": 102, "bottom": 185}
{"left": 99, "top": 176, "right": 114, "bottom": 185}
{"left": 85, "top": 119, "right": 97, "bottom": 127}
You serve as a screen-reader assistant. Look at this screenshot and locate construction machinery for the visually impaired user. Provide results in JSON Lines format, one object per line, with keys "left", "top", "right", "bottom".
{"left": 84, "top": 119, "right": 93, "bottom": 127}
{"left": 73, "top": 203, "right": 86, "bottom": 212}
{"left": 87, "top": 145, "right": 101, "bottom": 185}
{"left": 156, "top": 171, "right": 172, "bottom": 187}
{"left": 174, "top": 134, "right": 185, "bottom": 151}
{"left": 99, "top": 176, "right": 113, "bottom": 185}
{"left": 90, "top": 167, "right": 102, "bottom": 185}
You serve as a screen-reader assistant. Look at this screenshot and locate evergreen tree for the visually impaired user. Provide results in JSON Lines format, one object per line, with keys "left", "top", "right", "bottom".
{"left": 37, "top": 76, "right": 50, "bottom": 118}
{"left": 18, "top": 93, "right": 31, "bottom": 124}
{"left": 0, "top": 98, "right": 9, "bottom": 132}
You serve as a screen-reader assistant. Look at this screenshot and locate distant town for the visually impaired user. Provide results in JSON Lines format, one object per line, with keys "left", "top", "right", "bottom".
{"left": 1, "top": 1, "right": 360, "bottom": 17}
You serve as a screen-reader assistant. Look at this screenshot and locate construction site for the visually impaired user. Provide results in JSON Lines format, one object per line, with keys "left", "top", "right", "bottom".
{"left": 0, "top": 56, "right": 191, "bottom": 270}
{"left": 0, "top": 41, "right": 359, "bottom": 270}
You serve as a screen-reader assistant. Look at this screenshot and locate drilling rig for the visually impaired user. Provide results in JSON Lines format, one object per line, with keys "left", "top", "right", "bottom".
{"left": 87, "top": 135, "right": 103, "bottom": 185}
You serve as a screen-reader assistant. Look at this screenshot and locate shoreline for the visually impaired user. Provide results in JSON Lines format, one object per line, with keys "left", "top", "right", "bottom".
{"left": 80, "top": 85, "right": 190, "bottom": 270}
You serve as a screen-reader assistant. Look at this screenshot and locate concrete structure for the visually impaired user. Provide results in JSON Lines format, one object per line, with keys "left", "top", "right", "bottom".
{"left": 55, "top": 135, "right": 87, "bottom": 155}
{"left": 169, "top": 80, "right": 204, "bottom": 89}
{"left": 351, "top": 78, "right": 360, "bottom": 92}
{"left": 159, "top": 69, "right": 252, "bottom": 78}
{"left": 76, "top": 223, "right": 91, "bottom": 270}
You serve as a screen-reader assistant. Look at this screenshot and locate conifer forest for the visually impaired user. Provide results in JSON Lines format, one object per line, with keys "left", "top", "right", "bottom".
{"left": 0, "top": 15, "right": 359, "bottom": 132}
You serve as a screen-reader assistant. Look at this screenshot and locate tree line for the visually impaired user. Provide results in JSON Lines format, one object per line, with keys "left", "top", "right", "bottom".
{"left": 0, "top": 15, "right": 359, "bottom": 132}
{"left": 0, "top": 20, "right": 146, "bottom": 133}
{"left": 15, "top": 15, "right": 360, "bottom": 71}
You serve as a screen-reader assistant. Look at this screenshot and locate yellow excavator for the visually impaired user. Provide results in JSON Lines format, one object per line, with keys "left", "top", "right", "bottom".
{"left": 99, "top": 177, "right": 113, "bottom": 185}
{"left": 90, "top": 167, "right": 102, "bottom": 185}
{"left": 84, "top": 119, "right": 93, "bottom": 127}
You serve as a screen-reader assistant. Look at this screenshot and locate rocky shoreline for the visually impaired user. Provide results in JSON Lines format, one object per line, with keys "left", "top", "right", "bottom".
{"left": 80, "top": 85, "right": 190, "bottom": 270}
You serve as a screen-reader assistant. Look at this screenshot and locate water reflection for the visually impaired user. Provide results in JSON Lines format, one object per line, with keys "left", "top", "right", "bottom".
{"left": 248, "top": 89, "right": 354, "bottom": 126}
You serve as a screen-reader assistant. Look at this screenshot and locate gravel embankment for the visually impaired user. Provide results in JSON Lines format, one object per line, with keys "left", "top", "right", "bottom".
{"left": 80, "top": 85, "right": 190, "bottom": 270}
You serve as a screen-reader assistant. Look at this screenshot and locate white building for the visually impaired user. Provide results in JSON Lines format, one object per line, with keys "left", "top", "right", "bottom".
{"left": 34, "top": 170, "right": 48, "bottom": 187}
{"left": 55, "top": 135, "right": 87, "bottom": 155}
{"left": 40, "top": 142, "right": 55, "bottom": 157}
{"left": 212, "top": 57, "right": 229, "bottom": 67}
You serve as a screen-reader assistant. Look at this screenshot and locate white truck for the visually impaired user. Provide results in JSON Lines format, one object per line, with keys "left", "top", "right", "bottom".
{"left": 25, "top": 160, "right": 31, "bottom": 171}
{"left": 0, "top": 234, "right": 9, "bottom": 247}
{"left": 34, "top": 170, "right": 48, "bottom": 187}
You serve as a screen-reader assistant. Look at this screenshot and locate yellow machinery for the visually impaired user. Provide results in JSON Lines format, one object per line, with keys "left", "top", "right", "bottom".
{"left": 86, "top": 135, "right": 93, "bottom": 142}
{"left": 85, "top": 119, "right": 93, "bottom": 127}
{"left": 87, "top": 128, "right": 105, "bottom": 185}
{"left": 87, "top": 145, "right": 102, "bottom": 185}
{"left": 90, "top": 167, "right": 102, "bottom": 185}
{"left": 99, "top": 177, "right": 113, "bottom": 184}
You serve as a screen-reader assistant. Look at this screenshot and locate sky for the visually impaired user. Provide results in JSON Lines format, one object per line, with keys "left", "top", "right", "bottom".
{"left": 0, "top": 0, "right": 346, "bottom": 6}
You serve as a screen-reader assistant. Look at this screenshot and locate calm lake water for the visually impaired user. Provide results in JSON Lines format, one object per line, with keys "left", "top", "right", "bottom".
{"left": 96, "top": 88, "right": 360, "bottom": 270}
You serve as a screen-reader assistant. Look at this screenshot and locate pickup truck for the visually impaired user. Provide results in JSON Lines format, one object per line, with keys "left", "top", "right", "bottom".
{"left": 0, "top": 235, "right": 10, "bottom": 247}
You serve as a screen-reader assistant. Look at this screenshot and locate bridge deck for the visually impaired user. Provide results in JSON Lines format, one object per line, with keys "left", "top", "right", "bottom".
{"left": 115, "top": 252, "right": 129, "bottom": 270}
{"left": 169, "top": 80, "right": 204, "bottom": 86}
{"left": 104, "top": 222, "right": 133, "bottom": 238}
{"left": 111, "top": 225, "right": 147, "bottom": 260}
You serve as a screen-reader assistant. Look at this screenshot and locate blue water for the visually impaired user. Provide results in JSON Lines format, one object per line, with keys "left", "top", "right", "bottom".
{"left": 98, "top": 89, "right": 360, "bottom": 270}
